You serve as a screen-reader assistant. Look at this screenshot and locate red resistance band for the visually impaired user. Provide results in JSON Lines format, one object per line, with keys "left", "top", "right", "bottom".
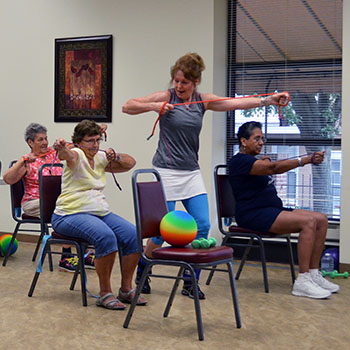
{"left": 147, "top": 91, "right": 291, "bottom": 140}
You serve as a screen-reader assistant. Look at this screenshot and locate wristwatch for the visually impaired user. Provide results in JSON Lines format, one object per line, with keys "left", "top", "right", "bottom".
{"left": 297, "top": 157, "right": 304, "bottom": 167}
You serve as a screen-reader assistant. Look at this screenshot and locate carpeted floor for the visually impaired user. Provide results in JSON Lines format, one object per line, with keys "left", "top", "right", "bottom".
{"left": 0, "top": 242, "right": 349, "bottom": 350}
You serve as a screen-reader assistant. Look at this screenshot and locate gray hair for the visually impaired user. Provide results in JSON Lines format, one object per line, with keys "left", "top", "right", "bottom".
{"left": 24, "top": 123, "right": 47, "bottom": 143}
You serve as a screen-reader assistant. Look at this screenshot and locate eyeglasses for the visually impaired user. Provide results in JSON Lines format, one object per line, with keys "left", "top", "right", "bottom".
{"left": 252, "top": 136, "right": 265, "bottom": 143}
{"left": 82, "top": 137, "right": 103, "bottom": 145}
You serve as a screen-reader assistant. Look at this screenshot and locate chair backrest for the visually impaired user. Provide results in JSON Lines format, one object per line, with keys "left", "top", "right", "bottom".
{"left": 132, "top": 169, "right": 168, "bottom": 247}
{"left": 214, "top": 165, "right": 237, "bottom": 230}
{"left": 39, "top": 164, "right": 63, "bottom": 224}
{"left": 8, "top": 160, "right": 25, "bottom": 219}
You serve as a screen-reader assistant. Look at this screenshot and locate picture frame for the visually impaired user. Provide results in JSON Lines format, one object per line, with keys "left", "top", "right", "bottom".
{"left": 54, "top": 35, "right": 112, "bottom": 123}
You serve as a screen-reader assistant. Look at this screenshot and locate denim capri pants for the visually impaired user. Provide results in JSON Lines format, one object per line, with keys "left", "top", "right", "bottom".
{"left": 51, "top": 212, "right": 138, "bottom": 258}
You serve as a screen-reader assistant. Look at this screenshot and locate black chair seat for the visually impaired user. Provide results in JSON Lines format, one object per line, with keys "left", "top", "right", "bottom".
{"left": 153, "top": 245, "right": 233, "bottom": 263}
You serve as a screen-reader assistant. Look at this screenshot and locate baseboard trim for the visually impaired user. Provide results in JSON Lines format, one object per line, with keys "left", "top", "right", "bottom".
{"left": 0, "top": 232, "right": 39, "bottom": 244}
{"left": 339, "top": 263, "right": 350, "bottom": 273}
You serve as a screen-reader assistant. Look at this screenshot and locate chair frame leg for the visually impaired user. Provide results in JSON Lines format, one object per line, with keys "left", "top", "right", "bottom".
{"left": 2, "top": 223, "right": 20, "bottom": 266}
{"left": 235, "top": 237, "right": 254, "bottom": 280}
{"left": 189, "top": 265, "right": 204, "bottom": 341}
{"left": 163, "top": 266, "right": 184, "bottom": 317}
{"left": 227, "top": 262, "right": 242, "bottom": 328}
{"left": 286, "top": 236, "right": 296, "bottom": 283}
{"left": 123, "top": 263, "right": 153, "bottom": 329}
{"left": 28, "top": 242, "right": 49, "bottom": 297}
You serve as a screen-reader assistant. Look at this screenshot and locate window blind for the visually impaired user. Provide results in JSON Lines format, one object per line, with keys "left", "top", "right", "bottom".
{"left": 226, "top": 0, "right": 343, "bottom": 219}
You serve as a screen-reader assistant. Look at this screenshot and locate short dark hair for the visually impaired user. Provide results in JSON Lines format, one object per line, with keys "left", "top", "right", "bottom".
{"left": 237, "top": 121, "right": 262, "bottom": 146}
{"left": 72, "top": 120, "right": 101, "bottom": 144}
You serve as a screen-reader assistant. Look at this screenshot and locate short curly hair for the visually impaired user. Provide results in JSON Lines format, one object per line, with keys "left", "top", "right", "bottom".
{"left": 24, "top": 123, "right": 47, "bottom": 144}
{"left": 72, "top": 120, "right": 102, "bottom": 144}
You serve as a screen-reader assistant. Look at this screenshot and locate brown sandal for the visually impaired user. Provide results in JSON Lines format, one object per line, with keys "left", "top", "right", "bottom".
{"left": 96, "top": 292, "right": 126, "bottom": 310}
{"left": 118, "top": 288, "right": 147, "bottom": 306}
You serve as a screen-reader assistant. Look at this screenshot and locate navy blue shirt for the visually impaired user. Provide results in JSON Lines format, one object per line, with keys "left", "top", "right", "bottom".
{"left": 228, "top": 153, "right": 283, "bottom": 218}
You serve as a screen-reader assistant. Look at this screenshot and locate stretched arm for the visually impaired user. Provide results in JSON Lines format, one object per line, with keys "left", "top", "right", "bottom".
{"left": 104, "top": 149, "right": 136, "bottom": 173}
{"left": 203, "top": 92, "right": 289, "bottom": 112}
{"left": 250, "top": 151, "right": 325, "bottom": 176}
{"left": 3, "top": 154, "right": 36, "bottom": 184}
{"left": 54, "top": 139, "right": 79, "bottom": 169}
{"left": 122, "top": 90, "right": 173, "bottom": 115}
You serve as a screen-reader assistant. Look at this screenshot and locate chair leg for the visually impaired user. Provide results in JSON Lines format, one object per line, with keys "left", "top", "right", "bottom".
{"left": 286, "top": 236, "right": 296, "bottom": 283}
{"left": 206, "top": 236, "right": 230, "bottom": 285}
{"left": 32, "top": 223, "right": 48, "bottom": 262}
{"left": 257, "top": 238, "right": 269, "bottom": 293}
{"left": 70, "top": 261, "right": 80, "bottom": 291}
{"left": 28, "top": 243, "right": 49, "bottom": 297}
{"left": 76, "top": 245, "right": 87, "bottom": 306}
{"left": 227, "top": 262, "right": 242, "bottom": 328}
{"left": 189, "top": 266, "right": 204, "bottom": 341}
{"left": 235, "top": 237, "right": 254, "bottom": 280}
{"left": 163, "top": 266, "right": 184, "bottom": 317}
{"left": 123, "top": 263, "right": 153, "bottom": 329}
{"left": 2, "top": 223, "right": 20, "bottom": 266}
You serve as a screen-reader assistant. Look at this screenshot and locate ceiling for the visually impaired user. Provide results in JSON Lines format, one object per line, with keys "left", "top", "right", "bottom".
{"left": 231, "top": 0, "right": 342, "bottom": 94}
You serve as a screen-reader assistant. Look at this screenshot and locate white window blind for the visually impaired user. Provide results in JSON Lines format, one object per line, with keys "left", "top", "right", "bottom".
{"left": 226, "top": 0, "right": 342, "bottom": 219}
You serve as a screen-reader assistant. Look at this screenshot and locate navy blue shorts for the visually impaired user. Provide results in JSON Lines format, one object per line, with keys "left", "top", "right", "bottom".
{"left": 236, "top": 207, "right": 293, "bottom": 232}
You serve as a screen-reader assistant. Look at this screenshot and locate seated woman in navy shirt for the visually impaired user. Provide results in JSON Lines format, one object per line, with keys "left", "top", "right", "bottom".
{"left": 228, "top": 121, "right": 339, "bottom": 300}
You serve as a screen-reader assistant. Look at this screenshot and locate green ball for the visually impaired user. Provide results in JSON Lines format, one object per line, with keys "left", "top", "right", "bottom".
{"left": 0, "top": 234, "right": 18, "bottom": 256}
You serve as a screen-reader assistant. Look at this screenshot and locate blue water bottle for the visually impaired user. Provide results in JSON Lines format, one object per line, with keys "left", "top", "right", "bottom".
{"left": 321, "top": 253, "right": 334, "bottom": 272}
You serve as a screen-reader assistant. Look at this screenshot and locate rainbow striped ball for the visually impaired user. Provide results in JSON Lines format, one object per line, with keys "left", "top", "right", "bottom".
{"left": 160, "top": 210, "right": 197, "bottom": 247}
{"left": 0, "top": 234, "right": 18, "bottom": 257}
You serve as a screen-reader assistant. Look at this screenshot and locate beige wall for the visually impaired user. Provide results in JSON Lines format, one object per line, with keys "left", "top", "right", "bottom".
{"left": 0, "top": 0, "right": 224, "bottom": 236}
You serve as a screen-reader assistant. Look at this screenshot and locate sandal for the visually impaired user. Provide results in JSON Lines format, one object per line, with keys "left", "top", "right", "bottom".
{"left": 118, "top": 288, "right": 147, "bottom": 306}
{"left": 96, "top": 292, "right": 126, "bottom": 310}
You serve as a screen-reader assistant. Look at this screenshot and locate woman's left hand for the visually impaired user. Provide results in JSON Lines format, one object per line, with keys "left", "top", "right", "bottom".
{"left": 267, "top": 92, "right": 289, "bottom": 106}
{"left": 310, "top": 151, "right": 325, "bottom": 165}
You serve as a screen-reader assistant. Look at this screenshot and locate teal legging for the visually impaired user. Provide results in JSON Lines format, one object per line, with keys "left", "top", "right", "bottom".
{"left": 151, "top": 193, "right": 210, "bottom": 245}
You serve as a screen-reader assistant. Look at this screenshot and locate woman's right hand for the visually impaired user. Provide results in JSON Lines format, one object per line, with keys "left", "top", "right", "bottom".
{"left": 53, "top": 138, "right": 67, "bottom": 152}
{"left": 156, "top": 102, "right": 174, "bottom": 115}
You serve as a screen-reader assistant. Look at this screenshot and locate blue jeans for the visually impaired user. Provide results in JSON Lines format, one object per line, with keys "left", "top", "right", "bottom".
{"left": 152, "top": 193, "right": 210, "bottom": 245}
{"left": 51, "top": 212, "right": 138, "bottom": 258}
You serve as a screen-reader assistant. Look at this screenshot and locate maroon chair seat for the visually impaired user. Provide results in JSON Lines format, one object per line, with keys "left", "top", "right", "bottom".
{"left": 153, "top": 246, "right": 233, "bottom": 263}
{"left": 22, "top": 214, "right": 41, "bottom": 220}
{"left": 51, "top": 231, "right": 90, "bottom": 245}
{"left": 229, "top": 225, "right": 277, "bottom": 237}
{"left": 123, "top": 169, "right": 241, "bottom": 341}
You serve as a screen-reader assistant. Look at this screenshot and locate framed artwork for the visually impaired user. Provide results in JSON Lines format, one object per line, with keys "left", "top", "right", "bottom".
{"left": 54, "top": 35, "right": 112, "bottom": 123}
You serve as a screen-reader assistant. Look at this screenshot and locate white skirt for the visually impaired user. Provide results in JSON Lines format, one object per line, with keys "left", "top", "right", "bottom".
{"left": 154, "top": 166, "right": 207, "bottom": 201}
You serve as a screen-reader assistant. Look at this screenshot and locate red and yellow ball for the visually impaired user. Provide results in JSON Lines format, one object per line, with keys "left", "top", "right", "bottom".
{"left": 160, "top": 210, "right": 197, "bottom": 247}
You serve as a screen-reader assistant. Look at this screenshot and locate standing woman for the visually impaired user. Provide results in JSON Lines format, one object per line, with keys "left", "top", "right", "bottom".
{"left": 123, "top": 52, "right": 288, "bottom": 299}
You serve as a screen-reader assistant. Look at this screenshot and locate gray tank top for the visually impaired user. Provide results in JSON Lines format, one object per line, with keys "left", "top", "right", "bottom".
{"left": 152, "top": 88, "right": 205, "bottom": 170}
